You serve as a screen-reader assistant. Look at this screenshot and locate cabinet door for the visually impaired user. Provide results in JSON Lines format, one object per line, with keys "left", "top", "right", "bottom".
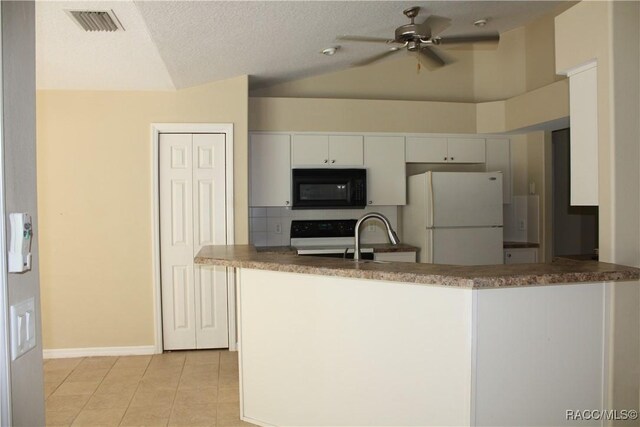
{"left": 568, "top": 64, "right": 598, "bottom": 206}
{"left": 373, "top": 252, "right": 416, "bottom": 263}
{"left": 329, "top": 135, "right": 363, "bottom": 165}
{"left": 250, "top": 134, "right": 291, "bottom": 207}
{"left": 485, "top": 139, "right": 511, "bottom": 204}
{"left": 364, "top": 136, "right": 406, "bottom": 206}
{"left": 292, "top": 135, "right": 329, "bottom": 166}
{"left": 447, "top": 138, "right": 486, "bottom": 163}
{"left": 504, "top": 248, "right": 538, "bottom": 264}
{"left": 406, "top": 137, "right": 448, "bottom": 163}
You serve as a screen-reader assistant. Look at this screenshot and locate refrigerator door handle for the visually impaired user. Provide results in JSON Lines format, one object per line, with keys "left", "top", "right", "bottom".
{"left": 427, "top": 172, "right": 434, "bottom": 229}
{"left": 428, "top": 228, "right": 434, "bottom": 263}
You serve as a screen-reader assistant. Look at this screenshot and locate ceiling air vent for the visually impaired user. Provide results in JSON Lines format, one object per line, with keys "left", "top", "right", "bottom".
{"left": 67, "top": 10, "right": 124, "bottom": 32}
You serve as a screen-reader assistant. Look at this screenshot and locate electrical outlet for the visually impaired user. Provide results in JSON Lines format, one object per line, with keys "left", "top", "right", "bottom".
{"left": 518, "top": 220, "right": 526, "bottom": 231}
{"left": 275, "top": 223, "right": 282, "bottom": 234}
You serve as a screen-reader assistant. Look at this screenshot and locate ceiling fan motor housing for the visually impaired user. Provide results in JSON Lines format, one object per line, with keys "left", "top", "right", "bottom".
{"left": 395, "top": 23, "right": 429, "bottom": 43}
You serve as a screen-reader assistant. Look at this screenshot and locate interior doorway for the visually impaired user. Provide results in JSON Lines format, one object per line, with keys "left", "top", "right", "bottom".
{"left": 152, "top": 124, "right": 235, "bottom": 352}
{"left": 551, "top": 128, "right": 599, "bottom": 259}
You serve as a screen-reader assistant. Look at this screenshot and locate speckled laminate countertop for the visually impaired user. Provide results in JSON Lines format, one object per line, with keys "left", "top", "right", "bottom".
{"left": 503, "top": 241, "right": 540, "bottom": 249}
{"left": 254, "top": 243, "right": 418, "bottom": 254}
{"left": 195, "top": 245, "right": 639, "bottom": 289}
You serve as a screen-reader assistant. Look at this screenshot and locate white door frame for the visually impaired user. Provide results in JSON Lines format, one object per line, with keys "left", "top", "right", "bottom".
{"left": 151, "top": 123, "right": 236, "bottom": 352}
{"left": 0, "top": 5, "right": 12, "bottom": 422}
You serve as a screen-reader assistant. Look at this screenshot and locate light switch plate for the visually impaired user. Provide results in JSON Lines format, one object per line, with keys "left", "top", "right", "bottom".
{"left": 10, "top": 297, "right": 36, "bottom": 361}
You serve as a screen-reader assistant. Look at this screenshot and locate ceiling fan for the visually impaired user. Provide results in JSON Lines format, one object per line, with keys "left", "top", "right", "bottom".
{"left": 337, "top": 6, "right": 500, "bottom": 69}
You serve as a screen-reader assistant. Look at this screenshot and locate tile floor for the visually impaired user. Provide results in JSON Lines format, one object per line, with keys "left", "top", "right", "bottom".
{"left": 44, "top": 350, "right": 256, "bottom": 427}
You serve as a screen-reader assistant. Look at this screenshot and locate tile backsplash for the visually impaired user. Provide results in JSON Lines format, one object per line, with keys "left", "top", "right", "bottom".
{"left": 249, "top": 206, "right": 399, "bottom": 247}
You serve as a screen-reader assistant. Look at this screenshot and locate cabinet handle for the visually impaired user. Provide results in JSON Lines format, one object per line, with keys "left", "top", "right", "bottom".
{"left": 507, "top": 253, "right": 511, "bottom": 258}
{"left": 450, "top": 157, "right": 455, "bottom": 161}
{"left": 444, "top": 157, "right": 447, "bottom": 161}
{"left": 368, "top": 201, "right": 373, "bottom": 205}
{"left": 285, "top": 201, "right": 290, "bottom": 205}
{"left": 331, "top": 160, "right": 336, "bottom": 163}
{"left": 324, "top": 159, "right": 328, "bottom": 163}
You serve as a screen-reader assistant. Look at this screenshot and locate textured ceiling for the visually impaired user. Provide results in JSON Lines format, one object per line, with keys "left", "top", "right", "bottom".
{"left": 37, "top": 1, "right": 175, "bottom": 90}
{"left": 36, "top": 1, "right": 568, "bottom": 91}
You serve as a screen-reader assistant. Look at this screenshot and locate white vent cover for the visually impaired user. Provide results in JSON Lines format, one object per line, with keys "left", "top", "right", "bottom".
{"left": 66, "top": 10, "right": 124, "bottom": 32}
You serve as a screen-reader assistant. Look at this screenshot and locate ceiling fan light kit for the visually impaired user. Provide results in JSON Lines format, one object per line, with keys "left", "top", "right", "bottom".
{"left": 336, "top": 6, "right": 500, "bottom": 69}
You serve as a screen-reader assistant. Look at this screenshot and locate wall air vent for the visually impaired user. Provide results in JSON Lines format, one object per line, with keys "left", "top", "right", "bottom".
{"left": 67, "top": 10, "right": 124, "bottom": 32}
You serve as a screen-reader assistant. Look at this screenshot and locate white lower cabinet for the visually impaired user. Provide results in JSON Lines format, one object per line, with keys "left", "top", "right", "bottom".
{"left": 374, "top": 252, "right": 416, "bottom": 263}
{"left": 364, "top": 136, "right": 406, "bottom": 206}
{"left": 504, "top": 248, "right": 538, "bottom": 264}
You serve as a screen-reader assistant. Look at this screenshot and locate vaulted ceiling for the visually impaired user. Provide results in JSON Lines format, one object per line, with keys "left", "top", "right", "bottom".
{"left": 36, "top": 1, "right": 568, "bottom": 91}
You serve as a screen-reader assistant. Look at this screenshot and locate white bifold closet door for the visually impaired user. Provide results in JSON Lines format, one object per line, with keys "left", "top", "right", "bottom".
{"left": 160, "top": 133, "right": 229, "bottom": 350}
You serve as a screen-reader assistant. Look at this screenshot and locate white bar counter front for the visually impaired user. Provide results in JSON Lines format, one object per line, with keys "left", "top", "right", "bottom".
{"left": 195, "top": 245, "right": 640, "bottom": 427}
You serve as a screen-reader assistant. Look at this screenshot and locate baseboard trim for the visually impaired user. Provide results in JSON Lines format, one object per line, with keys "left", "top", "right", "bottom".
{"left": 43, "top": 345, "right": 158, "bottom": 359}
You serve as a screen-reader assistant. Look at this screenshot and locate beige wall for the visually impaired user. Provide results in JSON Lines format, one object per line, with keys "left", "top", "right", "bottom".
{"left": 556, "top": 1, "right": 640, "bottom": 419}
{"left": 37, "top": 76, "right": 248, "bottom": 349}
{"left": 472, "top": 27, "right": 526, "bottom": 102}
{"left": 249, "top": 97, "right": 477, "bottom": 134}
{"left": 524, "top": 5, "right": 570, "bottom": 92}
{"left": 526, "top": 131, "right": 551, "bottom": 261}
{"left": 250, "top": 50, "right": 477, "bottom": 103}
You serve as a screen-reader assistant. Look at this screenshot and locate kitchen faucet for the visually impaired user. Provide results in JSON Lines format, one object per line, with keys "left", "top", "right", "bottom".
{"left": 354, "top": 212, "right": 400, "bottom": 261}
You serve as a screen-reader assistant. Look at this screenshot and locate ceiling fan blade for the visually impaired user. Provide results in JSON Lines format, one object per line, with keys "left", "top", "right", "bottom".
{"left": 420, "top": 15, "right": 451, "bottom": 37}
{"left": 418, "top": 47, "right": 446, "bottom": 70}
{"left": 436, "top": 32, "right": 500, "bottom": 47}
{"left": 336, "top": 35, "right": 396, "bottom": 44}
{"left": 352, "top": 48, "right": 402, "bottom": 67}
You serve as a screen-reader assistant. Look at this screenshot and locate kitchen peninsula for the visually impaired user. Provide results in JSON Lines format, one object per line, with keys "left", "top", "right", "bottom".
{"left": 196, "top": 245, "right": 639, "bottom": 427}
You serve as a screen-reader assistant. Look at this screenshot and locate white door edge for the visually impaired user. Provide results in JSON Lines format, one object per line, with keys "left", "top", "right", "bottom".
{"left": 151, "top": 123, "right": 235, "bottom": 353}
{"left": 0, "top": 5, "right": 13, "bottom": 422}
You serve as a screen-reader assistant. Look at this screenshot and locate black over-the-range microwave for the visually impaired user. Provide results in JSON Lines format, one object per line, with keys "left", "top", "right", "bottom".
{"left": 291, "top": 168, "right": 367, "bottom": 209}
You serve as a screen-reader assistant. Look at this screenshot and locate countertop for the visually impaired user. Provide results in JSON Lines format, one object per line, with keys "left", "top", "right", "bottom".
{"left": 503, "top": 241, "right": 540, "bottom": 249}
{"left": 254, "top": 243, "right": 418, "bottom": 254}
{"left": 195, "top": 245, "right": 639, "bottom": 289}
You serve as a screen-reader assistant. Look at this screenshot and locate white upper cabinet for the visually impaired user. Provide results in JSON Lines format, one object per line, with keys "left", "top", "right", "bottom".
{"left": 406, "top": 137, "right": 485, "bottom": 163}
{"left": 364, "top": 136, "right": 406, "bottom": 206}
{"left": 447, "top": 138, "right": 486, "bottom": 163}
{"left": 291, "top": 135, "right": 328, "bottom": 165}
{"left": 292, "top": 134, "right": 363, "bottom": 166}
{"left": 568, "top": 63, "right": 598, "bottom": 206}
{"left": 250, "top": 133, "right": 291, "bottom": 207}
{"left": 406, "top": 137, "right": 448, "bottom": 162}
{"left": 328, "top": 135, "right": 364, "bottom": 165}
{"left": 485, "top": 138, "right": 511, "bottom": 204}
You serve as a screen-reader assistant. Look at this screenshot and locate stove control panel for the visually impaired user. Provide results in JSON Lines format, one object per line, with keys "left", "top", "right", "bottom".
{"left": 290, "top": 219, "right": 358, "bottom": 239}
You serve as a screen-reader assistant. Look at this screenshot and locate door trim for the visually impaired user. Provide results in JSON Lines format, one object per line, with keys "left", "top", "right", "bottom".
{"left": 151, "top": 123, "right": 235, "bottom": 353}
{"left": 0, "top": 5, "right": 13, "bottom": 422}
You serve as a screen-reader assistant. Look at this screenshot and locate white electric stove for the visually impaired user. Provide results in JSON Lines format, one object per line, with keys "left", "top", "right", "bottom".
{"left": 290, "top": 219, "right": 374, "bottom": 259}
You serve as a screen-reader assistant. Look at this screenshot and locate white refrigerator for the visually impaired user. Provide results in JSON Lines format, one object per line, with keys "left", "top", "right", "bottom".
{"left": 402, "top": 172, "right": 504, "bottom": 265}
